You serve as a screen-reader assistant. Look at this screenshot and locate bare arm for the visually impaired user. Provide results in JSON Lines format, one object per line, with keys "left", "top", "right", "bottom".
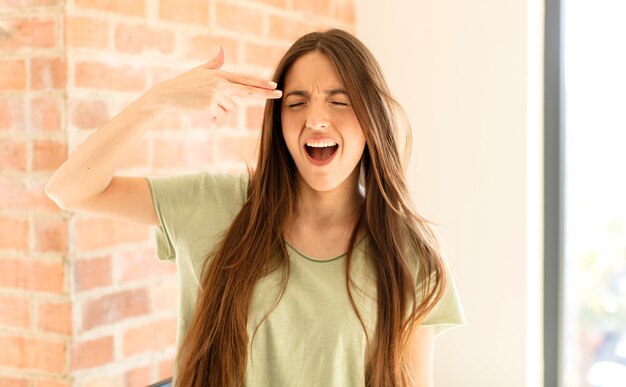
{"left": 405, "top": 326, "right": 435, "bottom": 387}
{"left": 45, "top": 93, "right": 166, "bottom": 225}
{"left": 45, "top": 47, "right": 281, "bottom": 224}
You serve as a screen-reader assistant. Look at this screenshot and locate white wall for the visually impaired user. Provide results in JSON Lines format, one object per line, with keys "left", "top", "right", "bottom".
{"left": 356, "top": 1, "right": 544, "bottom": 386}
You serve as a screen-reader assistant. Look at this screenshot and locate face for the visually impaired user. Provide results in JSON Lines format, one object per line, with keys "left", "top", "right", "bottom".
{"left": 281, "top": 51, "right": 366, "bottom": 193}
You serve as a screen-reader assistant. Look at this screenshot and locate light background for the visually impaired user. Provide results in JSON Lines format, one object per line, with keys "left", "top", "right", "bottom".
{"left": 356, "top": 1, "right": 545, "bottom": 386}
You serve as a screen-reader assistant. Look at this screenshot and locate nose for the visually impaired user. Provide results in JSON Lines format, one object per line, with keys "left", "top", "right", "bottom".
{"left": 304, "top": 101, "right": 330, "bottom": 130}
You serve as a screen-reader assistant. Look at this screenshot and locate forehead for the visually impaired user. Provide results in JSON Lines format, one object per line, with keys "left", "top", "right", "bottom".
{"left": 283, "top": 51, "right": 345, "bottom": 90}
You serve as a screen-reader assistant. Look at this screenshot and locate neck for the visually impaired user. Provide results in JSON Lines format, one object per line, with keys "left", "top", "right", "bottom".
{"left": 292, "top": 169, "right": 363, "bottom": 229}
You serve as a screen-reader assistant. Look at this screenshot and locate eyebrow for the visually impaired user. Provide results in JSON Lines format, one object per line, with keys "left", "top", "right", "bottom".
{"left": 283, "top": 89, "right": 349, "bottom": 98}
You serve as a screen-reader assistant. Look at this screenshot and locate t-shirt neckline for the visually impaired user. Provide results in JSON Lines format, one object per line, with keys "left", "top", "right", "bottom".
{"left": 285, "top": 234, "right": 367, "bottom": 263}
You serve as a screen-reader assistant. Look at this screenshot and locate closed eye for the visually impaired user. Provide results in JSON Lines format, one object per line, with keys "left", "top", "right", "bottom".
{"left": 331, "top": 101, "right": 349, "bottom": 106}
{"left": 286, "top": 102, "right": 306, "bottom": 108}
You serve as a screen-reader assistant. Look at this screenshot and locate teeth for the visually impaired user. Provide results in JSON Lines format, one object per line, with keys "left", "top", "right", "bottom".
{"left": 305, "top": 141, "right": 337, "bottom": 148}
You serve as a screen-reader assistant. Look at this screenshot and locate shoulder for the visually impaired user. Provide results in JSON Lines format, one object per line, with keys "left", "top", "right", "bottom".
{"left": 148, "top": 172, "right": 249, "bottom": 262}
{"left": 202, "top": 172, "right": 249, "bottom": 202}
{"left": 148, "top": 171, "right": 248, "bottom": 207}
{"left": 148, "top": 171, "right": 248, "bottom": 193}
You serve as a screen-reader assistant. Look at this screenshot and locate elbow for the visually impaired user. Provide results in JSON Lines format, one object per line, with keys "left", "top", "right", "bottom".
{"left": 44, "top": 178, "right": 71, "bottom": 210}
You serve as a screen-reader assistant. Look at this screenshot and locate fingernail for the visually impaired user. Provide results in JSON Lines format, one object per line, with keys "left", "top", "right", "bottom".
{"left": 273, "top": 90, "right": 282, "bottom": 97}
{"left": 268, "top": 81, "right": 277, "bottom": 88}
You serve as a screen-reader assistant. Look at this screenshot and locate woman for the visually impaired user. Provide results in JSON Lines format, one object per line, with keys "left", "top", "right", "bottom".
{"left": 46, "top": 29, "right": 464, "bottom": 386}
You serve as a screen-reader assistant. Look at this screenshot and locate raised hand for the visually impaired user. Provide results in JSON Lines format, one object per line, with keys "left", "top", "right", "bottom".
{"left": 144, "top": 45, "right": 282, "bottom": 124}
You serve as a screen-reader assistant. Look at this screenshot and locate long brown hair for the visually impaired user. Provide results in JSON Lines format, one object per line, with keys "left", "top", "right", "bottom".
{"left": 175, "top": 29, "right": 446, "bottom": 387}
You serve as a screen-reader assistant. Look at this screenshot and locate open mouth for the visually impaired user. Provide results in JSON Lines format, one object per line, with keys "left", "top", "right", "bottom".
{"left": 304, "top": 141, "right": 339, "bottom": 161}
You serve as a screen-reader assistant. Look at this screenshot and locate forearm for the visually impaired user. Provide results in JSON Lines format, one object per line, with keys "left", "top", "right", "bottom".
{"left": 45, "top": 91, "right": 162, "bottom": 207}
{"left": 45, "top": 47, "right": 279, "bottom": 209}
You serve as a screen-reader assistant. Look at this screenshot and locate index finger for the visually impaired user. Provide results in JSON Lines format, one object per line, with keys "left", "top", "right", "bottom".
{"left": 220, "top": 71, "right": 277, "bottom": 90}
{"left": 224, "top": 82, "right": 283, "bottom": 99}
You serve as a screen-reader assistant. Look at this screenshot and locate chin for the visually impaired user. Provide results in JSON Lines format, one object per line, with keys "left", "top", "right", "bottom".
{"left": 300, "top": 176, "right": 341, "bottom": 192}
{"left": 293, "top": 157, "right": 362, "bottom": 193}
{"left": 298, "top": 169, "right": 357, "bottom": 193}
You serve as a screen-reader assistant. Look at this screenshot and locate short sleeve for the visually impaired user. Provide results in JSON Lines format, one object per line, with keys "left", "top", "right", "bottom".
{"left": 146, "top": 172, "right": 249, "bottom": 262}
{"left": 420, "top": 254, "right": 466, "bottom": 337}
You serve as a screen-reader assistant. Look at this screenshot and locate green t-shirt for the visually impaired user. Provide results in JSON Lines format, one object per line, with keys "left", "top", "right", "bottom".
{"left": 147, "top": 172, "right": 465, "bottom": 386}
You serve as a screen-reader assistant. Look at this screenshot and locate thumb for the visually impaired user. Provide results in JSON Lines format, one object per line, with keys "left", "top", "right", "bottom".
{"left": 204, "top": 45, "right": 225, "bottom": 70}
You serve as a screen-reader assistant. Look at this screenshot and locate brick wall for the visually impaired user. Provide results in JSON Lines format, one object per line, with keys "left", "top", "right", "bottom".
{"left": 0, "top": 0, "right": 354, "bottom": 385}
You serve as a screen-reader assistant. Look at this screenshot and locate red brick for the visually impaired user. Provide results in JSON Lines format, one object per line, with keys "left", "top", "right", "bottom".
{"left": 38, "top": 300, "right": 72, "bottom": 334}
{"left": 0, "top": 60, "right": 27, "bottom": 90}
{"left": 331, "top": 0, "right": 355, "bottom": 23}
{"left": 32, "top": 139, "right": 66, "bottom": 170}
{"left": 0, "top": 97, "right": 25, "bottom": 131}
{"left": 223, "top": 163, "right": 251, "bottom": 175}
{"left": 0, "top": 335, "right": 65, "bottom": 373}
{"left": 75, "top": 217, "right": 150, "bottom": 251}
{"left": 0, "top": 179, "right": 30, "bottom": 210}
{"left": 75, "top": 61, "right": 145, "bottom": 92}
{"left": 252, "top": 0, "right": 287, "bottom": 8}
{"left": 190, "top": 135, "right": 223, "bottom": 165}
{"left": 33, "top": 216, "right": 68, "bottom": 252}
{"left": 122, "top": 318, "right": 176, "bottom": 357}
{"left": 0, "top": 18, "right": 56, "bottom": 51}
{"left": 185, "top": 34, "right": 239, "bottom": 63}
{"left": 32, "top": 140, "right": 67, "bottom": 171}
{"left": 26, "top": 18, "right": 57, "bottom": 49}
{"left": 74, "top": 0, "right": 145, "bottom": 16}
{"left": 64, "top": 16, "right": 108, "bottom": 49}
{"left": 30, "top": 96, "right": 60, "bottom": 132}
{"left": 244, "top": 41, "right": 288, "bottom": 68}
{"left": 74, "top": 256, "right": 112, "bottom": 291}
{"left": 0, "top": 258, "right": 64, "bottom": 293}
{"left": 126, "top": 365, "right": 151, "bottom": 387}
{"left": 292, "top": 0, "right": 330, "bottom": 16}
{"left": 159, "top": 0, "right": 208, "bottom": 24}
{"left": 246, "top": 104, "right": 265, "bottom": 131}
{"left": 31, "top": 56, "right": 67, "bottom": 90}
{"left": 149, "top": 67, "right": 183, "bottom": 86}
{"left": 69, "top": 98, "right": 109, "bottom": 130}
{"left": 151, "top": 278, "right": 177, "bottom": 312}
{"left": 151, "top": 137, "right": 215, "bottom": 169}
{"left": 0, "top": 177, "right": 61, "bottom": 212}
{"left": 82, "top": 289, "right": 150, "bottom": 330}
{"left": 0, "top": 0, "right": 62, "bottom": 10}
{"left": 0, "top": 138, "right": 27, "bottom": 171}
{"left": 0, "top": 216, "right": 29, "bottom": 250}
{"left": 0, "top": 376, "right": 28, "bottom": 387}
{"left": 269, "top": 14, "right": 318, "bottom": 41}
{"left": 71, "top": 336, "right": 113, "bottom": 370}
{"left": 119, "top": 247, "right": 175, "bottom": 283}
{"left": 216, "top": 2, "right": 265, "bottom": 36}
{"left": 26, "top": 178, "right": 62, "bottom": 212}
{"left": 213, "top": 132, "right": 259, "bottom": 164}
{"left": 83, "top": 376, "right": 122, "bottom": 387}
{"left": 34, "top": 380, "right": 72, "bottom": 387}
{"left": 158, "top": 357, "right": 174, "bottom": 379}
{"left": 0, "top": 295, "right": 30, "bottom": 328}
{"left": 115, "top": 23, "right": 174, "bottom": 55}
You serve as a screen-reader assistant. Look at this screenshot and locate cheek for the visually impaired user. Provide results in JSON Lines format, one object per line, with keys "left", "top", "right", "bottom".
{"left": 350, "top": 141, "right": 366, "bottom": 162}
{"left": 348, "top": 133, "right": 366, "bottom": 162}
{"left": 280, "top": 121, "right": 299, "bottom": 154}
{"left": 340, "top": 118, "right": 366, "bottom": 149}
{"left": 281, "top": 112, "right": 304, "bottom": 145}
